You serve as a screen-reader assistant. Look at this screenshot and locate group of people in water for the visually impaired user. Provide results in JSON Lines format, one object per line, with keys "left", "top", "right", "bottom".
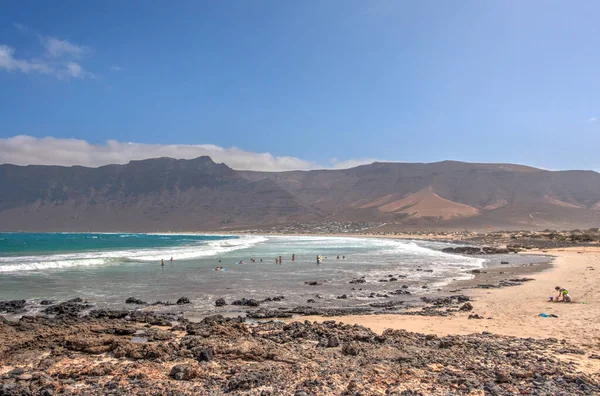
{"left": 163, "top": 254, "right": 350, "bottom": 271}
{"left": 160, "top": 257, "right": 174, "bottom": 266}
{"left": 207, "top": 253, "right": 348, "bottom": 270}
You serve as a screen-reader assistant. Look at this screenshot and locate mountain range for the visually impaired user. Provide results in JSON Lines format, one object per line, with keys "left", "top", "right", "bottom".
{"left": 1, "top": 157, "right": 600, "bottom": 231}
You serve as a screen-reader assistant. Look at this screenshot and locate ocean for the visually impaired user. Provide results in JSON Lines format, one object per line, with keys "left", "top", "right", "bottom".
{"left": 0, "top": 232, "right": 541, "bottom": 317}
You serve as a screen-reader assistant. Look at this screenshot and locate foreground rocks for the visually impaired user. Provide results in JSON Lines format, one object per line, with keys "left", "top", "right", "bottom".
{"left": 0, "top": 310, "right": 597, "bottom": 395}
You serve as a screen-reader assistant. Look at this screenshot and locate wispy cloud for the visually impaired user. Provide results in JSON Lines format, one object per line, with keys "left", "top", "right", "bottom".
{"left": 110, "top": 65, "right": 124, "bottom": 71}
{"left": 41, "top": 36, "right": 89, "bottom": 59}
{"left": 589, "top": 117, "right": 598, "bottom": 122}
{"left": 0, "top": 136, "right": 319, "bottom": 172}
{"left": 65, "top": 62, "right": 95, "bottom": 79}
{"left": 12, "top": 22, "right": 28, "bottom": 32}
{"left": 1, "top": 28, "right": 95, "bottom": 80}
{"left": 0, "top": 45, "right": 53, "bottom": 74}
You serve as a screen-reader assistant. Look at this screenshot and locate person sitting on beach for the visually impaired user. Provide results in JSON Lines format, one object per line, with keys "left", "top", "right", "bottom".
{"left": 555, "top": 286, "right": 571, "bottom": 302}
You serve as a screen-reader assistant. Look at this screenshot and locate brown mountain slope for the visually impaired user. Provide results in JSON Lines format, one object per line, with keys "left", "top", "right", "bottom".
{"left": 239, "top": 161, "right": 600, "bottom": 229}
{"left": 2, "top": 158, "right": 600, "bottom": 231}
{"left": 0, "top": 157, "right": 319, "bottom": 232}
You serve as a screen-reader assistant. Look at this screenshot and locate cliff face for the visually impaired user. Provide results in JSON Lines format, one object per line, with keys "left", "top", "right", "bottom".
{"left": 0, "top": 157, "right": 317, "bottom": 231}
{"left": 2, "top": 158, "right": 600, "bottom": 231}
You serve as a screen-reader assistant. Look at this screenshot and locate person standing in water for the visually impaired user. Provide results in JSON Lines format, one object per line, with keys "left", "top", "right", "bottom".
{"left": 170, "top": 257, "right": 173, "bottom": 262}
{"left": 161, "top": 259, "right": 164, "bottom": 267}
{"left": 292, "top": 254, "right": 295, "bottom": 262}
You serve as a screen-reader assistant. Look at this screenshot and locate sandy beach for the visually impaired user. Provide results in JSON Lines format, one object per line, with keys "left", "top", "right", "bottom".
{"left": 298, "top": 247, "right": 600, "bottom": 374}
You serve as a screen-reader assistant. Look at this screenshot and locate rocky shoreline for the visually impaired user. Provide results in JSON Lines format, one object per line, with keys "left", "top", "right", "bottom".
{"left": 1, "top": 307, "right": 599, "bottom": 395}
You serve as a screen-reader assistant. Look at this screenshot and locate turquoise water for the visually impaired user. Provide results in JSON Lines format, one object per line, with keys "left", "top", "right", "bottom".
{"left": 0, "top": 232, "right": 233, "bottom": 256}
{"left": 0, "top": 233, "right": 544, "bottom": 317}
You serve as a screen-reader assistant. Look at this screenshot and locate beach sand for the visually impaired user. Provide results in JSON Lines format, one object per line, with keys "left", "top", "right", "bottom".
{"left": 298, "top": 247, "right": 600, "bottom": 374}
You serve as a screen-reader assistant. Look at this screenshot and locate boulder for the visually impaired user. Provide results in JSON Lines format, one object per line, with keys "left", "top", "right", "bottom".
{"left": 342, "top": 343, "right": 360, "bottom": 356}
{"left": 231, "top": 298, "right": 260, "bottom": 307}
{"left": 459, "top": 302, "right": 474, "bottom": 311}
{"left": 326, "top": 336, "right": 340, "bottom": 348}
{"left": 0, "top": 300, "right": 26, "bottom": 314}
{"left": 176, "top": 297, "right": 191, "bottom": 305}
{"left": 215, "top": 298, "right": 227, "bottom": 307}
{"left": 194, "top": 346, "right": 214, "bottom": 362}
{"left": 125, "top": 297, "right": 146, "bottom": 305}
{"left": 170, "top": 364, "right": 196, "bottom": 381}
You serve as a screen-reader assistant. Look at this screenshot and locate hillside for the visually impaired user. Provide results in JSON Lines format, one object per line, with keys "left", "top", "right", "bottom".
{"left": 0, "top": 157, "right": 318, "bottom": 232}
{"left": 1, "top": 158, "right": 600, "bottom": 231}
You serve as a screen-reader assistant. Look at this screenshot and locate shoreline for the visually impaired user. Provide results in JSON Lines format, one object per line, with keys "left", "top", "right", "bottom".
{"left": 2, "top": 246, "right": 599, "bottom": 393}
{"left": 294, "top": 247, "right": 600, "bottom": 373}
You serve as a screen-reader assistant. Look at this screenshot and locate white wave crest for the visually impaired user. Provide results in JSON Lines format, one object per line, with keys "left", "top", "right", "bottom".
{"left": 0, "top": 235, "right": 267, "bottom": 273}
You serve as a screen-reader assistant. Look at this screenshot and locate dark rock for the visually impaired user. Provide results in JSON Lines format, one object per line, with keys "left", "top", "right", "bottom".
{"left": 501, "top": 261, "right": 509, "bottom": 264}
{"left": 336, "top": 294, "right": 348, "bottom": 299}
{"left": 215, "top": 298, "right": 227, "bottom": 307}
{"left": 232, "top": 298, "right": 260, "bottom": 307}
{"left": 459, "top": 303, "right": 473, "bottom": 312}
{"left": 349, "top": 278, "right": 366, "bottom": 284}
{"left": 0, "top": 300, "right": 26, "bottom": 314}
{"left": 8, "top": 367, "right": 25, "bottom": 376}
{"left": 342, "top": 343, "right": 360, "bottom": 356}
{"left": 176, "top": 297, "right": 191, "bottom": 305}
{"left": 39, "top": 300, "right": 54, "bottom": 306}
{"left": 495, "top": 369, "right": 510, "bottom": 383}
{"left": 306, "top": 299, "right": 316, "bottom": 303}
{"left": 195, "top": 347, "right": 214, "bottom": 362}
{"left": 468, "top": 314, "right": 484, "bottom": 319}
{"left": 246, "top": 309, "right": 293, "bottom": 319}
{"left": 304, "top": 281, "right": 322, "bottom": 286}
{"left": 261, "top": 296, "right": 285, "bottom": 302}
{"left": 369, "top": 301, "right": 404, "bottom": 308}
{"left": 125, "top": 297, "right": 146, "bottom": 305}
{"left": 170, "top": 364, "right": 196, "bottom": 381}
{"left": 227, "top": 372, "right": 267, "bottom": 391}
{"left": 42, "top": 300, "right": 93, "bottom": 317}
{"left": 326, "top": 336, "right": 340, "bottom": 348}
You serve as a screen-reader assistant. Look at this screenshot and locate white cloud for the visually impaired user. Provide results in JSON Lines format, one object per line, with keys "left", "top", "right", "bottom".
{"left": 65, "top": 62, "right": 94, "bottom": 79}
{"left": 0, "top": 136, "right": 319, "bottom": 172}
{"left": 1, "top": 30, "right": 95, "bottom": 80}
{"left": 589, "top": 117, "right": 598, "bottom": 122}
{"left": 13, "top": 23, "right": 28, "bottom": 32}
{"left": 0, "top": 45, "right": 53, "bottom": 74}
{"left": 110, "top": 65, "right": 124, "bottom": 71}
{"left": 42, "top": 36, "right": 88, "bottom": 58}
{"left": 330, "top": 158, "right": 380, "bottom": 169}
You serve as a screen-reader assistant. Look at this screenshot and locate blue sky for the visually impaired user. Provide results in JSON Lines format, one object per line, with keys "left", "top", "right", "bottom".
{"left": 1, "top": 1, "right": 599, "bottom": 171}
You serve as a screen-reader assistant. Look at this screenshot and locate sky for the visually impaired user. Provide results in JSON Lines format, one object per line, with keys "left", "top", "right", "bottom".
{"left": 1, "top": 1, "right": 599, "bottom": 171}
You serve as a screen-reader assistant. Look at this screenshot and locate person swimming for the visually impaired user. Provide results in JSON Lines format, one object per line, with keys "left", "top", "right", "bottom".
{"left": 555, "top": 286, "right": 572, "bottom": 302}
